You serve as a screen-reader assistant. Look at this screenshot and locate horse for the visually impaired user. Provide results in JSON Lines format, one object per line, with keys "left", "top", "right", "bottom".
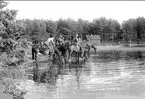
{"left": 76, "top": 41, "right": 92, "bottom": 60}
{"left": 38, "top": 37, "right": 65, "bottom": 65}
{"left": 55, "top": 37, "right": 89, "bottom": 63}
{"left": 86, "top": 43, "right": 97, "bottom": 54}
{"left": 83, "top": 36, "right": 97, "bottom": 55}
{"left": 67, "top": 40, "right": 96, "bottom": 62}
{"left": 67, "top": 42, "right": 83, "bottom": 63}
{"left": 55, "top": 39, "right": 71, "bottom": 63}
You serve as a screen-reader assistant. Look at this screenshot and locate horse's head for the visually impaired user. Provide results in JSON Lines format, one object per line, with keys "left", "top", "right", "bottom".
{"left": 39, "top": 45, "right": 50, "bottom": 55}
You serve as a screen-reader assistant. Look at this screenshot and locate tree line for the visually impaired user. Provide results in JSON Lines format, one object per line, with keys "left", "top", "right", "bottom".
{"left": 1, "top": 1, "right": 145, "bottom": 44}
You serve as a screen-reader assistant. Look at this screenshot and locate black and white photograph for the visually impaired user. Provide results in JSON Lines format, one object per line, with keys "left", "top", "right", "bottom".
{"left": 1, "top": 1, "right": 145, "bottom": 99}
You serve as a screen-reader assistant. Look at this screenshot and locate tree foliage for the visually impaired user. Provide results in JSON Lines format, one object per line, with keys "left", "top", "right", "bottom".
{"left": 1, "top": 1, "right": 145, "bottom": 45}
{"left": 122, "top": 17, "right": 145, "bottom": 44}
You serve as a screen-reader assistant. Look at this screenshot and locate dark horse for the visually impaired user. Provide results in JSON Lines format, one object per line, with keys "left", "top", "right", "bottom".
{"left": 85, "top": 43, "right": 97, "bottom": 55}
{"left": 55, "top": 38, "right": 70, "bottom": 63}
{"left": 55, "top": 38, "right": 82, "bottom": 63}
{"left": 36, "top": 38, "right": 66, "bottom": 65}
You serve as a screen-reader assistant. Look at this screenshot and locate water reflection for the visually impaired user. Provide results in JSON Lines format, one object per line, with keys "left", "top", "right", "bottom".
{"left": 25, "top": 50, "right": 145, "bottom": 99}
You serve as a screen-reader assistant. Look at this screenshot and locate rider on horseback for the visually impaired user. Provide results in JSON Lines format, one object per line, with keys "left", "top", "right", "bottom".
{"left": 55, "top": 35, "right": 67, "bottom": 57}
{"left": 44, "top": 34, "right": 64, "bottom": 62}
{"left": 45, "top": 34, "right": 55, "bottom": 47}
{"left": 74, "top": 34, "right": 82, "bottom": 47}
{"left": 43, "top": 34, "right": 55, "bottom": 58}
{"left": 58, "top": 35, "right": 65, "bottom": 46}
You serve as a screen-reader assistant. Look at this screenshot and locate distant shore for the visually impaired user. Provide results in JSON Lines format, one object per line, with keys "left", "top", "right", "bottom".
{"left": 95, "top": 45, "right": 145, "bottom": 51}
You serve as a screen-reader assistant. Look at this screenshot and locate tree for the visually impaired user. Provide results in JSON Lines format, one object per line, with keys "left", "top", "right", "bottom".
{"left": 15, "top": 20, "right": 26, "bottom": 40}
{"left": 122, "top": 17, "right": 145, "bottom": 44}
{"left": 134, "top": 17, "right": 145, "bottom": 44}
{"left": 46, "top": 20, "right": 57, "bottom": 35}
{"left": 92, "top": 17, "right": 121, "bottom": 43}
{"left": 77, "top": 18, "right": 90, "bottom": 40}
{"left": 57, "top": 18, "right": 71, "bottom": 37}
{"left": 0, "top": 1, "right": 18, "bottom": 39}
{"left": 122, "top": 19, "right": 136, "bottom": 43}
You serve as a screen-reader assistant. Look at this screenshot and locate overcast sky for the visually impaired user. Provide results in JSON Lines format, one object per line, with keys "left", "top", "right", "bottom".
{"left": 6, "top": 1, "right": 145, "bottom": 23}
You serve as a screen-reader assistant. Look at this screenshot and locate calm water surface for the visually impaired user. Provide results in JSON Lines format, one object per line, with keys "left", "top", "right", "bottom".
{"left": 25, "top": 51, "right": 145, "bottom": 99}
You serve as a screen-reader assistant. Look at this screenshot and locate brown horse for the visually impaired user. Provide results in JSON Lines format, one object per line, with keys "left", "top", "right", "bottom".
{"left": 86, "top": 43, "right": 97, "bottom": 54}
{"left": 67, "top": 42, "right": 83, "bottom": 63}
{"left": 77, "top": 42, "right": 94, "bottom": 59}
{"left": 71, "top": 41, "right": 97, "bottom": 60}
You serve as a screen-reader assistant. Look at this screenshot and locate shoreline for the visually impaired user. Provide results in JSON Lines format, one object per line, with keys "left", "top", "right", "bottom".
{"left": 95, "top": 45, "right": 145, "bottom": 51}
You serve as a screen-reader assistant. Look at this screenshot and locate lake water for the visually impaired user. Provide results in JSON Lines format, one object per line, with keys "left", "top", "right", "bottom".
{"left": 25, "top": 50, "right": 145, "bottom": 99}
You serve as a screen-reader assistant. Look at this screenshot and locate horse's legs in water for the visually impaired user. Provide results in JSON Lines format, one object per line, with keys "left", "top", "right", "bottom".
{"left": 58, "top": 46, "right": 67, "bottom": 63}
{"left": 80, "top": 47, "right": 84, "bottom": 58}
{"left": 54, "top": 47, "right": 65, "bottom": 65}
{"left": 49, "top": 48, "right": 55, "bottom": 60}
{"left": 77, "top": 51, "right": 80, "bottom": 64}
{"left": 67, "top": 49, "right": 72, "bottom": 69}
{"left": 91, "top": 45, "right": 96, "bottom": 54}
{"left": 35, "top": 52, "right": 37, "bottom": 61}
{"left": 68, "top": 50, "right": 72, "bottom": 61}
{"left": 64, "top": 50, "right": 69, "bottom": 64}
{"left": 87, "top": 45, "right": 91, "bottom": 56}
{"left": 68, "top": 47, "right": 72, "bottom": 61}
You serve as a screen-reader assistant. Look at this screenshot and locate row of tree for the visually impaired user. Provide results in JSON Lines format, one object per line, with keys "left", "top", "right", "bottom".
{"left": 1, "top": 1, "right": 145, "bottom": 44}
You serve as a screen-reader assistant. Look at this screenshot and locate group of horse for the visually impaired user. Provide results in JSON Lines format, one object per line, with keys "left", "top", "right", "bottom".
{"left": 32, "top": 36, "right": 97, "bottom": 65}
